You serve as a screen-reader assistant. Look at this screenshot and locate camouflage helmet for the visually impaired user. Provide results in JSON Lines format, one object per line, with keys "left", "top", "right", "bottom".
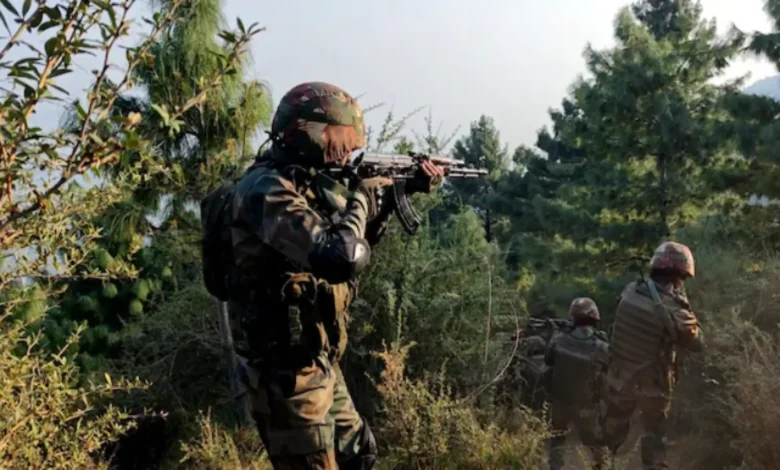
{"left": 568, "top": 297, "right": 600, "bottom": 322}
{"left": 270, "top": 82, "right": 366, "bottom": 166}
{"left": 649, "top": 241, "right": 695, "bottom": 278}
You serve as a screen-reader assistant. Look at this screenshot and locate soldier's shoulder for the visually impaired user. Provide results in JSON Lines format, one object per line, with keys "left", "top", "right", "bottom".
{"left": 236, "top": 166, "right": 296, "bottom": 197}
{"left": 658, "top": 286, "right": 691, "bottom": 311}
{"left": 620, "top": 280, "right": 639, "bottom": 298}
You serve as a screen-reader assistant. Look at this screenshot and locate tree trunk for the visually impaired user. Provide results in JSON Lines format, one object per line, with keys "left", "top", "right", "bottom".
{"left": 484, "top": 208, "right": 492, "bottom": 242}
{"left": 658, "top": 152, "right": 670, "bottom": 242}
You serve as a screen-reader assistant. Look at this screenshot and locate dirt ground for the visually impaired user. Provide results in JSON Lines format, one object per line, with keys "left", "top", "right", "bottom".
{"left": 556, "top": 420, "right": 690, "bottom": 470}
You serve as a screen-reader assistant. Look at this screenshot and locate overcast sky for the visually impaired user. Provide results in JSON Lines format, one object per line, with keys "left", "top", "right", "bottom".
{"left": 20, "top": 0, "right": 780, "bottom": 151}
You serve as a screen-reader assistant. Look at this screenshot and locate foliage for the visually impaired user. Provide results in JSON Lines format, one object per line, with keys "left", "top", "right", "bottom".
{"left": 0, "top": 0, "right": 268, "bottom": 465}
{"left": 372, "top": 340, "right": 549, "bottom": 470}
{"left": 176, "top": 411, "right": 271, "bottom": 470}
{"left": 0, "top": 318, "right": 148, "bottom": 469}
{"left": 111, "top": 283, "right": 227, "bottom": 413}
{"left": 10, "top": 0, "right": 780, "bottom": 468}
{"left": 51, "top": 0, "right": 270, "bottom": 370}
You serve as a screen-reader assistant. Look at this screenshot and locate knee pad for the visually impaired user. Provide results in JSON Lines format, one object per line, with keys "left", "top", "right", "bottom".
{"left": 338, "top": 420, "right": 377, "bottom": 470}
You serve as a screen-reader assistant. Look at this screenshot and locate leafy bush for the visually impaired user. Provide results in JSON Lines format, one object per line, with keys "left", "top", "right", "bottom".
{"left": 0, "top": 319, "right": 147, "bottom": 469}
{"left": 373, "top": 341, "right": 550, "bottom": 469}
{"left": 176, "top": 411, "right": 271, "bottom": 470}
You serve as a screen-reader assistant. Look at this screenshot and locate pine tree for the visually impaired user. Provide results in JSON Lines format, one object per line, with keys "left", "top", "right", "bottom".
{"left": 56, "top": 0, "right": 271, "bottom": 367}
{"left": 543, "top": 0, "right": 744, "bottom": 251}
{"left": 449, "top": 115, "right": 510, "bottom": 241}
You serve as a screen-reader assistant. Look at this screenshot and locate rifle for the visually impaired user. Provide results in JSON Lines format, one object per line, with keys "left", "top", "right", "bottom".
{"left": 527, "top": 317, "right": 572, "bottom": 331}
{"left": 326, "top": 152, "right": 488, "bottom": 235}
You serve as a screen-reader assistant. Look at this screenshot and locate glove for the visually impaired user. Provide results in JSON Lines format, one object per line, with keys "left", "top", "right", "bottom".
{"left": 406, "top": 159, "right": 445, "bottom": 194}
{"left": 354, "top": 176, "right": 393, "bottom": 220}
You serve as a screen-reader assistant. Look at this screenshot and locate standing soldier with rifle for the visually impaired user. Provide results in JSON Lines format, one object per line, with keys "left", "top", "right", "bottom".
{"left": 600, "top": 242, "right": 704, "bottom": 470}
{"left": 545, "top": 298, "right": 610, "bottom": 470}
{"left": 199, "top": 82, "right": 485, "bottom": 470}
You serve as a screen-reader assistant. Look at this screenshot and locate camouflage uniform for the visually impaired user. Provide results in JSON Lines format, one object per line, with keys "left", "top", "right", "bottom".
{"left": 500, "top": 334, "right": 548, "bottom": 412}
{"left": 520, "top": 335, "right": 550, "bottom": 411}
{"left": 545, "top": 298, "right": 610, "bottom": 470}
{"left": 229, "top": 82, "right": 384, "bottom": 470}
{"left": 600, "top": 242, "right": 704, "bottom": 470}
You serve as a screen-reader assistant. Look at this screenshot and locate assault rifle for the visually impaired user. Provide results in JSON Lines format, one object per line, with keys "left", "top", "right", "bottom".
{"left": 527, "top": 317, "right": 572, "bottom": 333}
{"left": 326, "top": 152, "right": 488, "bottom": 235}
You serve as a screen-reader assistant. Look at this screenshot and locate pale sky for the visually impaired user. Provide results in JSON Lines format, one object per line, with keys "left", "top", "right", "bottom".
{"left": 222, "top": 0, "right": 780, "bottom": 150}
{"left": 18, "top": 0, "right": 780, "bottom": 151}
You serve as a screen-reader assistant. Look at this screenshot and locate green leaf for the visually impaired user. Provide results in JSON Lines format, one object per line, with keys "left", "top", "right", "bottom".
{"left": 29, "top": 9, "right": 41, "bottom": 27}
{"left": 0, "top": 0, "right": 19, "bottom": 17}
{"left": 50, "top": 68, "right": 71, "bottom": 78}
{"left": 104, "top": 372, "right": 112, "bottom": 386}
{"left": 237, "top": 17, "right": 244, "bottom": 33}
{"left": 50, "top": 83, "right": 69, "bottom": 95}
{"left": 150, "top": 103, "right": 169, "bottom": 124}
{"left": 44, "top": 5, "right": 61, "bottom": 21}
{"left": 124, "top": 130, "right": 140, "bottom": 150}
{"left": 218, "top": 31, "right": 236, "bottom": 43}
{"left": 0, "top": 9, "right": 9, "bottom": 34}
{"left": 21, "top": 0, "right": 31, "bottom": 16}
{"left": 76, "top": 101, "right": 87, "bottom": 119}
{"left": 107, "top": 5, "right": 116, "bottom": 28}
{"left": 44, "top": 37, "right": 57, "bottom": 57}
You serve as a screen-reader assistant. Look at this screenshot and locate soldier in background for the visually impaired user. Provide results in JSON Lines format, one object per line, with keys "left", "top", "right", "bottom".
{"left": 545, "top": 297, "right": 610, "bottom": 470}
{"left": 600, "top": 242, "right": 704, "bottom": 470}
{"left": 500, "top": 307, "right": 562, "bottom": 413}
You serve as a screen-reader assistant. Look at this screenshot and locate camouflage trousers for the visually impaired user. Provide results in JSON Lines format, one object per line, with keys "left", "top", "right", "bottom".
{"left": 548, "top": 402, "right": 609, "bottom": 470}
{"left": 236, "top": 352, "right": 376, "bottom": 470}
{"left": 600, "top": 377, "right": 671, "bottom": 470}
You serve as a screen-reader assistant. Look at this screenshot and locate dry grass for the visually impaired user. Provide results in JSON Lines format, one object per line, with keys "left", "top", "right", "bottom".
{"left": 373, "top": 340, "right": 550, "bottom": 470}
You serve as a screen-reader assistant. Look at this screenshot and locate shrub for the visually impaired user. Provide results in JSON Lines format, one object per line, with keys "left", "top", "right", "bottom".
{"left": 176, "top": 411, "right": 271, "bottom": 470}
{"left": 373, "top": 341, "right": 550, "bottom": 469}
{"left": 0, "top": 319, "right": 147, "bottom": 469}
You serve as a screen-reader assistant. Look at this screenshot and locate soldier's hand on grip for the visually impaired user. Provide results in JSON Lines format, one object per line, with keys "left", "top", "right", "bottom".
{"left": 356, "top": 176, "right": 393, "bottom": 220}
{"left": 407, "top": 160, "right": 446, "bottom": 194}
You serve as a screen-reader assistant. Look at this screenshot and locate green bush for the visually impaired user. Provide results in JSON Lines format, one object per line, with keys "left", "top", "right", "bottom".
{"left": 0, "top": 319, "right": 148, "bottom": 469}
{"left": 373, "top": 341, "right": 550, "bottom": 469}
{"left": 176, "top": 411, "right": 272, "bottom": 470}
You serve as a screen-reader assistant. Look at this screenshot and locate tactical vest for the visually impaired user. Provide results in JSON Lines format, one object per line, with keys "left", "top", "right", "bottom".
{"left": 549, "top": 330, "right": 608, "bottom": 407}
{"left": 229, "top": 157, "right": 354, "bottom": 363}
{"left": 610, "top": 281, "right": 674, "bottom": 373}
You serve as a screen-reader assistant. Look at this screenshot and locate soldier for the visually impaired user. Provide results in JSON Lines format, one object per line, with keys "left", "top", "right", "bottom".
{"left": 600, "top": 241, "right": 704, "bottom": 469}
{"left": 500, "top": 332, "right": 548, "bottom": 412}
{"left": 228, "top": 82, "right": 444, "bottom": 470}
{"left": 545, "top": 297, "right": 610, "bottom": 470}
{"left": 520, "top": 334, "right": 550, "bottom": 411}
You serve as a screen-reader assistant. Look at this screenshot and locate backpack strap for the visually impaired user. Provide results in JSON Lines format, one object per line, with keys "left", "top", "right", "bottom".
{"left": 647, "top": 280, "right": 678, "bottom": 342}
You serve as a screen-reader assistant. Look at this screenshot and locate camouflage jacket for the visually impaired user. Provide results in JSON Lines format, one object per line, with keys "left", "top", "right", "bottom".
{"left": 545, "top": 326, "right": 610, "bottom": 408}
{"left": 607, "top": 279, "right": 704, "bottom": 397}
{"left": 228, "top": 148, "right": 371, "bottom": 358}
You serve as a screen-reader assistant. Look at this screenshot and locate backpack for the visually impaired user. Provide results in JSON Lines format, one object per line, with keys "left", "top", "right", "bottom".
{"left": 548, "top": 332, "right": 607, "bottom": 407}
{"left": 200, "top": 182, "right": 237, "bottom": 301}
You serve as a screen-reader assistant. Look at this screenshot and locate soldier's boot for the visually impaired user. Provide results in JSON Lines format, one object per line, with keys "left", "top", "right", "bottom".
{"left": 547, "top": 435, "right": 566, "bottom": 470}
{"left": 640, "top": 432, "right": 669, "bottom": 470}
{"left": 337, "top": 422, "right": 377, "bottom": 470}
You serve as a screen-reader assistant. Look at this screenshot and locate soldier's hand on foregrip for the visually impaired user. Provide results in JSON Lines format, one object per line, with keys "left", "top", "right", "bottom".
{"left": 356, "top": 176, "right": 393, "bottom": 220}
{"left": 406, "top": 160, "right": 446, "bottom": 194}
